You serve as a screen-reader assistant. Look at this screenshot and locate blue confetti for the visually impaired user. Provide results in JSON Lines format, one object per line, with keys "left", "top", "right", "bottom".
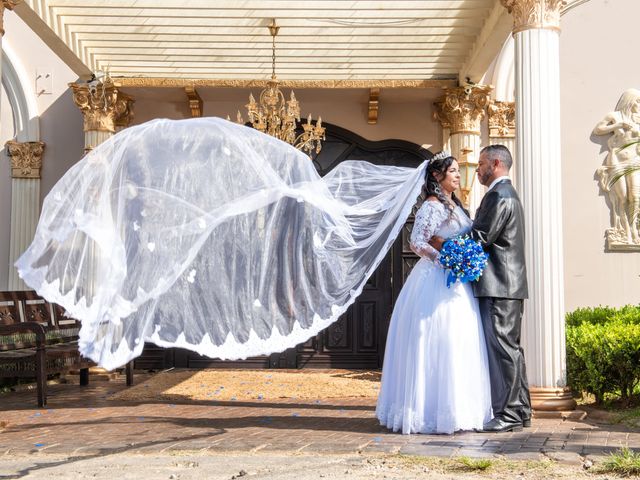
{"left": 34, "top": 443, "right": 45, "bottom": 447}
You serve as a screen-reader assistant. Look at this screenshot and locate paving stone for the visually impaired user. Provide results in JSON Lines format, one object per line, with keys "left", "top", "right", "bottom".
{"left": 544, "top": 451, "right": 584, "bottom": 465}
{"left": 399, "top": 444, "right": 458, "bottom": 457}
{"left": 501, "top": 451, "right": 546, "bottom": 461}
{"left": 455, "top": 448, "right": 498, "bottom": 458}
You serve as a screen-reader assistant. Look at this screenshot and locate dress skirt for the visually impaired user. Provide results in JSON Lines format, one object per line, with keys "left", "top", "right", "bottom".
{"left": 376, "top": 258, "right": 492, "bottom": 434}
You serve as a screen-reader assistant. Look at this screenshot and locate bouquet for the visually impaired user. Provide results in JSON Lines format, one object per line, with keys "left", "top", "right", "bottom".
{"left": 438, "top": 234, "right": 489, "bottom": 288}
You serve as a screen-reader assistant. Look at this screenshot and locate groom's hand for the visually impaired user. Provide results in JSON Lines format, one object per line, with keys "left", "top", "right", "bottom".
{"left": 428, "top": 235, "right": 445, "bottom": 251}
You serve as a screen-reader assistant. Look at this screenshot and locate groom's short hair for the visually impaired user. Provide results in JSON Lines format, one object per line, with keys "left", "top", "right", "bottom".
{"left": 481, "top": 144, "right": 513, "bottom": 170}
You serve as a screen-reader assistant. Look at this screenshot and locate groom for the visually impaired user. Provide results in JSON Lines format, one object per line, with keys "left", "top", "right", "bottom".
{"left": 471, "top": 144, "right": 531, "bottom": 432}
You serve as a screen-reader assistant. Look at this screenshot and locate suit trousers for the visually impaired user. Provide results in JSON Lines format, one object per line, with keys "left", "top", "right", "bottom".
{"left": 478, "top": 297, "right": 531, "bottom": 423}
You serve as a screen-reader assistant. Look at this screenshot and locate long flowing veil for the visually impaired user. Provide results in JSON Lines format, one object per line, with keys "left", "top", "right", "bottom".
{"left": 16, "top": 117, "right": 427, "bottom": 370}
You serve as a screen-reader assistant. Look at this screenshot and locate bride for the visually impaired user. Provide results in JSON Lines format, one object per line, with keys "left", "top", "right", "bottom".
{"left": 376, "top": 152, "right": 492, "bottom": 434}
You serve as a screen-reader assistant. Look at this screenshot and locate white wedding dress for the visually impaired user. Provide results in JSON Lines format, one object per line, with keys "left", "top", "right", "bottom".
{"left": 376, "top": 200, "right": 492, "bottom": 434}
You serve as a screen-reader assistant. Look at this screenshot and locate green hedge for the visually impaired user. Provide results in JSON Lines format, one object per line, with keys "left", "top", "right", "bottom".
{"left": 565, "top": 305, "right": 640, "bottom": 404}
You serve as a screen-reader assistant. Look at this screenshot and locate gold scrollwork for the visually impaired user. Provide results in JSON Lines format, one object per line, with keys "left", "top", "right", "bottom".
{"left": 488, "top": 101, "right": 516, "bottom": 138}
{"left": 501, "top": 0, "right": 567, "bottom": 34}
{"left": 433, "top": 85, "right": 493, "bottom": 136}
{"left": 70, "top": 82, "right": 122, "bottom": 133}
{"left": 115, "top": 77, "right": 457, "bottom": 90}
{"left": 5, "top": 140, "right": 45, "bottom": 179}
{"left": 184, "top": 86, "right": 203, "bottom": 118}
{"left": 115, "top": 92, "right": 135, "bottom": 128}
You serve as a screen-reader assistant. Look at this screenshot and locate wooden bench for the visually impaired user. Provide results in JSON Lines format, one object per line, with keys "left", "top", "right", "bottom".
{"left": 0, "top": 291, "right": 133, "bottom": 407}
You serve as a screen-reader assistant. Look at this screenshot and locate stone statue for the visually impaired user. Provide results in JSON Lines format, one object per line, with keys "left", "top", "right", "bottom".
{"left": 593, "top": 88, "right": 640, "bottom": 248}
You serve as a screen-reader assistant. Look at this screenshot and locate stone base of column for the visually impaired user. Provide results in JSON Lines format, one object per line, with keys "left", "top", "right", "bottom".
{"left": 531, "top": 386, "right": 577, "bottom": 411}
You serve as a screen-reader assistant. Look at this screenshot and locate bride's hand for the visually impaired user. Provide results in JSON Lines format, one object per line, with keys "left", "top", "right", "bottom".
{"left": 428, "top": 235, "right": 445, "bottom": 251}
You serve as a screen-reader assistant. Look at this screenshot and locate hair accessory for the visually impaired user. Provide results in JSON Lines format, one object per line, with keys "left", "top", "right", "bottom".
{"left": 431, "top": 150, "right": 451, "bottom": 162}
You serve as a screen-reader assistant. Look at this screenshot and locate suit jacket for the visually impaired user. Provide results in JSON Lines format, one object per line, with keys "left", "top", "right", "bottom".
{"left": 471, "top": 179, "right": 528, "bottom": 299}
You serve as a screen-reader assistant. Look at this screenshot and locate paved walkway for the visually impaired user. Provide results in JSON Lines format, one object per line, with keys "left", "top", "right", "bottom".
{"left": 1, "top": 371, "right": 639, "bottom": 467}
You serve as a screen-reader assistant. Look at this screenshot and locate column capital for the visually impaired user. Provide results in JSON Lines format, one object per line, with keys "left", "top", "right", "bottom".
{"left": 5, "top": 140, "right": 45, "bottom": 178}
{"left": 0, "top": 0, "right": 21, "bottom": 36}
{"left": 501, "top": 0, "right": 567, "bottom": 34}
{"left": 488, "top": 101, "right": 516, "bottom": 138}
{"left": 70, "top": 81, "right": 130, "bottom": 133}
{"left": 433, "top": 84, "right": 492, "bottom": 136}
{"left": 115, "top": 92, "right": 135, "bottom": 129}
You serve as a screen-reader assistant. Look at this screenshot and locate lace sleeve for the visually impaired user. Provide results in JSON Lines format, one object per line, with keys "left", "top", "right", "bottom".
{"left": 410, "top": 201, "right": 448, "bottom": 260}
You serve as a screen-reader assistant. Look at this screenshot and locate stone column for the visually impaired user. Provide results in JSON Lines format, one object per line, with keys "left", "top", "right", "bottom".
{"left": 2, "top": 1, "right": 30, "bottom": 289}
{"left": 433, "top": 85, "right": 492, "bottom": 213}
{"left": 501, "top": 0, "right": 575, "bottom": 411}
{"left": 6, "top": 141, "right": 45, "bottom": 289}
{"left": 69, "top": 82, "right": 133, "bottom": 302}
{"left": 488, "top": 101, "right": 517, "bottom": 186}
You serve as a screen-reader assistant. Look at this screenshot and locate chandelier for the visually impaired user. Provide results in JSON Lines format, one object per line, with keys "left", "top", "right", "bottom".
{"left": 234, "top": 19, "right": 325, "bottom": 155}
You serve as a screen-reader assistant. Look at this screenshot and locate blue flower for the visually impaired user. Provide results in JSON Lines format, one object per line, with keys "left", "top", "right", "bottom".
{"left": 438, "top": 235, "right": 489, "bottom": 287}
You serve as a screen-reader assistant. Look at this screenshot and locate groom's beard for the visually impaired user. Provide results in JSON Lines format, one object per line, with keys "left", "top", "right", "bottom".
{"left": 478, "top": 169, "right": 493, "bottom": 187}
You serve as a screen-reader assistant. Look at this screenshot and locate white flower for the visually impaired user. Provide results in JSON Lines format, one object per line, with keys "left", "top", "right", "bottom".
{"left": 186, "top": 269, "right": 197, "bottom": 283}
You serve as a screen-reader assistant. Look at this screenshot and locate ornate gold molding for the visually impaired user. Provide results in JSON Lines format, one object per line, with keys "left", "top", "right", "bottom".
{"left": 367, "top": 88, "right": 380, "bottom": 125}
{"left": 114, "top": 77, "right": 457, "bottom": 90}
{"left": 488, "top": 101, "right": 516, "bottom": 138}
{"left": 6, "top": 140, "right": 45, "bottom": 179}
{"left": 0, "top": 1, "right": 20, "bottom": 36}
{"left": 433, "top": 85, "right": 493, "bottom": 135}
{"left": 185, "top": 86, "right": 203, "bottom": 117}
{"left": 70, "top": 82, "right": 133, "bottom": 133}
{"left": 501, "top": 0, "right": 567, "bottom": 34}
{"left": 115, "top": 92, "right": 135, "bottom": 129}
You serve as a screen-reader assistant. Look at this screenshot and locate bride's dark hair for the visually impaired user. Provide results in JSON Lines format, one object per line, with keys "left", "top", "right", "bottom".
{"left": 424, "top": 153, "right": 467, "bottom": 216}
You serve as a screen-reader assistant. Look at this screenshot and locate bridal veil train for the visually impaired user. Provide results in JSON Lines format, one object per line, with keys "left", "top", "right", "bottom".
{"left": 16, "top": 117, "right": 428, "bottom": 370}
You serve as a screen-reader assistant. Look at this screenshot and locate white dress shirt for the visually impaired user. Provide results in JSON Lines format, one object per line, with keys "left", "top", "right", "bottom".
{"left": 487, "top": 175, "right": 510, "bottom": 192}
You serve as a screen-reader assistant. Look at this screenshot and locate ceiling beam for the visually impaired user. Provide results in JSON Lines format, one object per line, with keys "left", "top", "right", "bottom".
{"left": 14, "top": 2, "right": 92, "bottom": 77}
{"left": 458, "top": 0, "right": 511, "bottom": 84}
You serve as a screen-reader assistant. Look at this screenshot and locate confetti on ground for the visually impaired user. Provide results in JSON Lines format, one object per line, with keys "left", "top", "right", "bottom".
{"left": 109, "top": 369, "right": 381, "bottom": 402}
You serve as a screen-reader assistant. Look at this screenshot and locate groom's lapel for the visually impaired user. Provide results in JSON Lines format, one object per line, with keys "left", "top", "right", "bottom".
{"left": 476, "top": 178, "right": 510, "bottom": 217}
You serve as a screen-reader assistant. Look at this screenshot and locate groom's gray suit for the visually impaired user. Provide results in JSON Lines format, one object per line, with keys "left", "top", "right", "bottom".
{"left": 471, "top": 178, "right": 531, "bottom": 425}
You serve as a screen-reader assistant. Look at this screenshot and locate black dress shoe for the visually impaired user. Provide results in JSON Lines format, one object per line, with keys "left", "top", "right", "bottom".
{"left": 482, "top": 417, "right": 523, "bottom": 433}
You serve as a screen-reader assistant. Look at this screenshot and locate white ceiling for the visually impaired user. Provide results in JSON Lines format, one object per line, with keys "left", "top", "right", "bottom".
{"left": 17, "top": 0, "right": 510, "bottom": 83}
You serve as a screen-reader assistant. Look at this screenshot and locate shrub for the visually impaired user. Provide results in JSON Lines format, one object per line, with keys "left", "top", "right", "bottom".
{"left": 565, "top": 305, "right": 640, "bottom": 404}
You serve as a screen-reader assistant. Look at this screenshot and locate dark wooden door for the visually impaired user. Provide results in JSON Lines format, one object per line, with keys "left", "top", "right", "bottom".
{"left": 135, "top": 123, "right": 430, "bottom": 370}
